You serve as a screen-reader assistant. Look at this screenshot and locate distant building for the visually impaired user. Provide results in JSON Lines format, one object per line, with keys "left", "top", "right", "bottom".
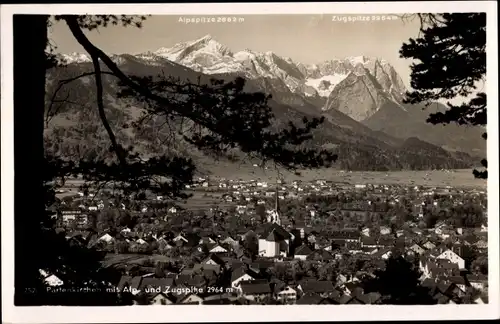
{"left": 331, "top": 229, "right": 360, "bottom": 249}
{"left": 276, "top": 285, "right": 297, "bottom": 303}
{"left": 59, "top": 208, "right": 88, "bottom": 228}
{"left": 294, "top": 244, "right": 314, "bottom": 260}
{"left": 436, "top": 249, "right": 465, "bottom": 270}
{"left": 258, "top": 224, "right": 293, "bottom": 258}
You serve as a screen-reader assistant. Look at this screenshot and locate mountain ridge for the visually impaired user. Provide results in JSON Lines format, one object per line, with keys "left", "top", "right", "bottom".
{"left": 45, "top": 50, "right": 476, "bottom": 174}
{"left": 58, "top": 34, "right": 406, "bottom": 104}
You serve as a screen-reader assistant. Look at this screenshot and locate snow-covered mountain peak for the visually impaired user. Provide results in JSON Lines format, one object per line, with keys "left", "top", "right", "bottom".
{"left": 151, "top": 34, "right": 232, "bottom": 62}
{"left": 61, "top": 52, "right": 91, "bottom": 64}
{"left": 346, "top": 55, "right": 371, "bottom": 66}
{"left": 57, "top": 36, "right": 407, "bottom": 108}
{"left": 196, "top": 34, "right": 213, "bottom": 42}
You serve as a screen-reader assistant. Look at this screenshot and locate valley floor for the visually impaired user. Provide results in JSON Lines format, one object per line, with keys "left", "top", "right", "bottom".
{"left": 208, "top": 166, "right": 487, "bottom": 190}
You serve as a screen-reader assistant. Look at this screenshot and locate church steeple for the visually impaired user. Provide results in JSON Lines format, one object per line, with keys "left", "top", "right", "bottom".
{"left": 266, "top": 176, "right": 283, "bottom": 226}
{"left": 273, "top": 178, "right": 281, "bottom": 226}
{"left": 275, "top": 183, "right": 280, "bottom": 212}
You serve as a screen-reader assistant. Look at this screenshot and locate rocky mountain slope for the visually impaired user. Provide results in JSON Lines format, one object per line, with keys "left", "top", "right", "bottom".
{"left": 362, "top": 100, "right": 486, "bottom": 157}
{"left": 111, "top": 34, "right": 482, "bottom": 157}
{"left": 46, "top": 36, "right": 479, "bottom": 172}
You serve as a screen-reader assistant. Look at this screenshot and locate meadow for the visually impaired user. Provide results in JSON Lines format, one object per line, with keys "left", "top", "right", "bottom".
{"left": 209, "top": 165, "right": 487, "bottom": 190}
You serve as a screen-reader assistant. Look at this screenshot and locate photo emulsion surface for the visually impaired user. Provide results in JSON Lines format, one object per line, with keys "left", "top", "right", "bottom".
{"left": 12, "top": 12, "right": 490, "bottom": 308}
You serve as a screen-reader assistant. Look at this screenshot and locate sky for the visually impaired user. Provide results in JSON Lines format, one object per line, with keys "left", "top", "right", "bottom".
{"left": 48, "top": 14, "right": 423, "bottom": 88}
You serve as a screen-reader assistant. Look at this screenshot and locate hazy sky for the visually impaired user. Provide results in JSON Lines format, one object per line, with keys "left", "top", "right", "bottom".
{"left": 49, "top": 14, "right": 422, "bottom": 87}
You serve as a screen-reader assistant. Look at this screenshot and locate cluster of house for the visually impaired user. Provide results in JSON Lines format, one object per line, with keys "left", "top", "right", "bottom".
{"left": 110, "top": 265, "right": 389, "bottom": 305}
{"left": 53, "top": 177, "right": 486, "bottom": 235}
{"left": 204, "top": 179, "right": 485, "bottom": 213}
{"left": 44, "top": 222, "right": 489, "bottom": 305}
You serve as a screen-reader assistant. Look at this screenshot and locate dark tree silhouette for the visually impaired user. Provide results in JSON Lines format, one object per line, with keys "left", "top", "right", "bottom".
{"left": 399, "top": 13, "right": 487, "bottom": 179}
{"left": 256, "top": 204, "right": 267, "bottom": 224}
{"left": 244, "top": 231, "right": 260, "bottom": 260}
{"left": 362, "top": 256, "right": 436, "bottom": 305}
{"left": 15, "top": 14, "right": 337, "bottom": 305}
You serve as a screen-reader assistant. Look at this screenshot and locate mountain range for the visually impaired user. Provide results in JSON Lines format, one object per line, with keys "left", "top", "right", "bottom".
{"left": 47, "top": 34, "right": 485, "bottom": 173}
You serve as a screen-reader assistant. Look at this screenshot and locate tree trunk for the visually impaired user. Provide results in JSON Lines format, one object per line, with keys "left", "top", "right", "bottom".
{"left": 14, "top": 14, "right": 49, "bottom": 305}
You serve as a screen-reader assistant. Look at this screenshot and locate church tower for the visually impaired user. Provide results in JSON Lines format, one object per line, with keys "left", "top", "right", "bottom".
{"left": 266, "top": 178, "right": 283, "bottom": 225}
{"left": 273, "top": 182, "right": 282, "bottom": 226}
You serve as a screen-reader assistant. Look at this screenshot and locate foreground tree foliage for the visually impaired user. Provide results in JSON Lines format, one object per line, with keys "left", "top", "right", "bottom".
{"left": 15, "top": 15, "right": 337, "bottom": 305}
{"left": 400, "top": 13, "right": 487, "bottom": 179}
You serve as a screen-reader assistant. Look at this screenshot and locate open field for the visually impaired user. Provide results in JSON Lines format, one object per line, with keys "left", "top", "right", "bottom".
{"left": 208, "top": 165, "right": 487, "bottom": 189}
{"left": 178, "top": 191, "right": 235, "bottom": 210}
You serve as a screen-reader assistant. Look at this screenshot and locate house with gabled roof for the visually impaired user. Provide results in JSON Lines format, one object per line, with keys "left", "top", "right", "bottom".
{"left": 423, "top": 240, "right": 437, "bottom": 250}
{"left": 342, "top": 281, "right": 364, "bottom": 297}
{"left": 373, "top": 248, "right": 392, "bottom": 260}
{"left": 379, "top": 226, "right": 392, "bottom": 235}
{"left": 150, "top": 292, "right": 175, "bottom": 305}
{"left": 297, "top": 280, "right": 336, "bottom": 297}
{"left": 240, "top": 281, "right": 272, "bottom": 301}
{"left": 294, "top": 244, "right": 314, "bottom": 260}
{"left": 199, "top": 235, "right": 217, "bottom": 245}
{"left": 295, "top": 292, "right": 324, "bottom": 305}
{"left": 408, "top": 243, "right": 426, "bottom": 255}
{"left": 120, "top": 227, "right": 132, "bottom": 234}
{"left": 421, "top": 257, "right": 460, "bottom": 279}
{"left": 421, "top": 278, "right": 461, "bottom": 304}
{"left": 275, "top": 285, "right": 297, "bottom": 304}
{"left": 221, "top": 235, "right": 239, "bottom": 247}
{"left": 474, "top": 239, "right": 488, "bottom": 249}
{"left": 202, "top": 253, "right": 226, "bottom": 267}
{"left": 231, "top": 266, "right": 259, "bottom": 290}
{"left": 446, "top": 276, "right": 467, "bottom": 295}
{"left": 361, "top": 236, "right": 379, "bottom": 249}
{"left": 257, "top": 223, "right": 293, "bottom": 258}
{"left": 474, "top": 294, "right": 488, "bottom": 304}
{"left": 466, "top": 274, "right": 488, "bottom": 291}
{"left": 39, "top": 269, "right": 64, "bottom": 287}
{"left": 97, "top": 233, "right": 115, "bottom": 243}
{"left": 259, "top": 229, "right": 281, "bottom": 258}
{"left": 207, "top": 243, "right": 229, "bottom": 253}
{"left": 355, "top": 292, "right": 382, "bottom": 305}
{"left": 172, "top": 232, "right": 200, "bottom": 248}
{"left": 157, "top": 237, "right": 174, "bottom": 251}
{"left": 307, "top": 249, "right": 334, "bottom": 262}
{"left": 192, "top": 263, "right": 221, "bottom": 276}
{"left": 436, "top": 248, "right": 465, "bottom": 270}
{"left": 178, "top": 293, "right": 204, "bottom": 304}
{"left": 65, "top": 232, "right": 90, "bottom": 247}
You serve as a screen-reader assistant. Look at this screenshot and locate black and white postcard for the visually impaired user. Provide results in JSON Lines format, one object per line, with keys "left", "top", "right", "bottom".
{"left": 1, "top": 1, "right": 498, "bottom": 323}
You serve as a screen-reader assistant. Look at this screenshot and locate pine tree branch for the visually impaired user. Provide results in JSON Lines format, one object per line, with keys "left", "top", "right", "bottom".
{"left": 63, "top": 16, "right": 214, "bottom": 134}
{"left": 46, "top": 71, "right": 115, "bottom": 127}
{"left": 63, "top": 15, "right": 336, "bottom": 171}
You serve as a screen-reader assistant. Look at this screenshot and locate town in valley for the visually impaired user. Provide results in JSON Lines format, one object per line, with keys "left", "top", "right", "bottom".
{"left": 46, "top": 172, "right": 488, "bottom": 305}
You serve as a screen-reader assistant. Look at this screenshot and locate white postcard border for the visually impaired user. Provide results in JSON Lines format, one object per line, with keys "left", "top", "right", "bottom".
{"left": 1, "top": 1, "right": 498, "bottom": 323}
